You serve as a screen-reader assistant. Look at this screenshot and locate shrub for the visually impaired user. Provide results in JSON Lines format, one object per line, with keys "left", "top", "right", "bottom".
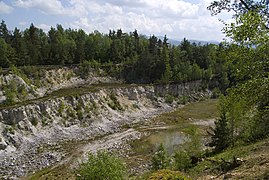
{"left": 184, "top": 126, "right": 202, "bottom": 158}
{"left": 212, "top": 87, "right": 221, "bottom": 98}
{"left": 58, "top": 101, "right": 65, "bottom": 115}
{"left": 4, "top": 90, "right": 16, "bottom": 105}
{"left": 178, "top": 96, "right": 189, "bottom": 105}
{"left": 108, "top": 93, "right": 123, "bottom": 111}
{"left": 149, "top": 169, "right": 189, "bottom": 180}
{"left": 4, "top": 80, "right": 18, "bottom": 105}
{"left": 41, "top": 118, "right": 48, "bottom": 126}
{"left": 30, "top": 118, "right": 38, "bottom": 126}
{"left": 67, "top": 106, "right": 76, "bottom": 118}
{"left": 79, "top": 60, "right": 101, "bottom": 78}
{"left": 77, "top": 151, "right": 126, "bottom": 180}
{"left": 18, "top": 84, "right": 27, "bottom": 99}
{"left": 208, "top": 107, "right": 231, "bottom": 153}
{"left": 77, "top": 109, "right": 83, "bottom": 120}
{"left": 165, "top": 94, "right": 175, "bottom": 104}
{"left": 174, "top": 150, "right": 192, "bottom": 171}
{"left": 10, "top": 64, "right": 20, "bottom": 75}
{"left": 6, "top": 127, "right": 15, "bottom": 134}
{"left": 152, "top": 144, "right": 170, "bottom": 170}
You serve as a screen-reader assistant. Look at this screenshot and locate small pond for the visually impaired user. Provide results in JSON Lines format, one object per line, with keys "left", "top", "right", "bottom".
{"left": 132, "top": 126, "right": 188, "bottom": 155}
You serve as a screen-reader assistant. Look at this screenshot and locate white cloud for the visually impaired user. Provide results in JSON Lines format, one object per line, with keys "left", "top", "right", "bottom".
{"left": 14, "top": 0, "right": 65, "bottom": 14}
{"left": 10, "top": 0, "right": 230, "bottom": 41}
{"left": 19, "top": 21, "right": 27, "bottom": 26}
{"left": 13, "top": 0, "right": 87, "bottom": 17}
{"left": 37, "top": 23, "right": 51, "bottom": 32}
{"left": 148, "top": 0, "right": 200, "bottom": 18}
{"left": 0, "top": 1, "right": 13, "bottom": 14}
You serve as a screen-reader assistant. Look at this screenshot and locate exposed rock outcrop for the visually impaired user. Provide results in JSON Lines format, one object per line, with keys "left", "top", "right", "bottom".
{"left": 0, "top": 67, "right": 211, "bottom": 179}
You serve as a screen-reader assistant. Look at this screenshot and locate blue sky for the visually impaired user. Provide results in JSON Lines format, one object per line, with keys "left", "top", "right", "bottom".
{"left": 0, "top": 0, "right": 232, "bottom": 41}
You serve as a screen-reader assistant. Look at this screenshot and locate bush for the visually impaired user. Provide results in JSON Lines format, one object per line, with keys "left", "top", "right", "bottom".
{"left": 4, "top": 90, "right": 16, "bottom": 105}
{"left": 6, "top": 127, "right": 15, "bottom": 134}
{"left": 79, "top": 60, "right": 101, "bottom": 78}
{"left": 152, "top": 144, "right": 170, "bottom": 170}
{"left": 30, "top": 118, "right": 38, "bottom": 126}
{"left": 4, "top": 79, "right": 18, "bottom": 105}
{"left": 77, "top": 151, "right": 126, "bottom": 180}
{"left": 108, "top": 93, "right": 123, "bottom": 111}
{"left": 58, "top": 101, "right": 65, "bottom": 115}
{"left": 212, "top": 87, "right": 221, "bottom": 98}
{"left": 67, "top": 106, "right": 76, "bottom": 118}
{"left": 174, "top": 150, "right": 192, "bottom": 171}
{"left": 184, "top": 126, "right": 202, "bottom": 158}
{"left": 18, "top": 84, "right": 27, "bottom": 99}
{"left": 178, "top": 96, "right": 189, "bottom": 105}
{"left": 149, "top": 169, "right": 189, "bottom": 180}
{"left": 77, "top": 109, "right": 83, "bottom": 120}
{"left": 21, "top": 66, "right": 39, "bottom": 78}
{"left": 165, "top": 94, "right": 175, "bottom": 104}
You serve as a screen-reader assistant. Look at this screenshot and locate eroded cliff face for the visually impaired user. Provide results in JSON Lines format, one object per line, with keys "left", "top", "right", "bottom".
{"left": 0, "top": 83, "right": 205, "bottom": 151}
{"left": 0, "top": 67, "right": 210, "bottom": 179}
{"left": 0, "top": 67, "right": 118, "bottom": 104}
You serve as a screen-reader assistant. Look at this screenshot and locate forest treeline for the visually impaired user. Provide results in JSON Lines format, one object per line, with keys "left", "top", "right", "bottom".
{"left": 0, "top": 20, "right": 229, "bottom": 88}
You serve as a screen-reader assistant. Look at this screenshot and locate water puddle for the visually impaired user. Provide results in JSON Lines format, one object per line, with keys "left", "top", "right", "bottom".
{"left": 132, "top": 126, "right": 188, "bottom": 155}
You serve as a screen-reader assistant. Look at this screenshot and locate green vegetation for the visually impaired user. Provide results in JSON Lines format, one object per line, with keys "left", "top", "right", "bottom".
{"left": 206, "top": 0, "right": 269, "bottom": 151}
{"left": 0, "top": 20, "right": 229, "bottom": 88}
{"left": 0, "top": 83, "right": 138, "bottom": 111}
{"left": 6, "top": 126, "right": 15, "bottom": 134}
{"left": 168, "top": 1, "right": 269, "bottom": 179}
{"left": 208, "top": 101, "right": 231, "bottom": 152}
{"left": 77, "top": 151, "right": 126, "bottom": 180}
{"left": 108, "top": 93, "right": 123, "bottom": 111}
{"left": 79, "top": 60, "right": 101, "bottom": 78}
{"left": 149, "top": 169, "right": 189, "bottom": 180}
{"left": 184, "top": 126, "right": 203, "bottom": 158}
{"left": 188, "top": 137, "right": 269, "bottom": 179}
{"left": 58, "top": 101, "right": 65, "bottom": 115}
{"left": 3, "top": 79, "right": 18, "bottom": 105}
{"left": 153, "top": 99, "right": 219, "bottom": 125}
{"left": 164, "top": 94, "right": 175, "bottom": 104}
{"left": 174, "top": 150, "right": 192, "bottom": 171}
{"left": 152, "top": 144, "right": 170, "bottom": 170}
{"left": 150, "top": 127, "right": 203, "bottom": 172}
{"left": 30, "top": 118, "right": 38, "bottom": 126}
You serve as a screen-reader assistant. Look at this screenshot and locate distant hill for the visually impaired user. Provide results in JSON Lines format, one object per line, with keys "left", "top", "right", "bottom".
{"left": 156, "top": 36, "right": 219, "bottom": 46}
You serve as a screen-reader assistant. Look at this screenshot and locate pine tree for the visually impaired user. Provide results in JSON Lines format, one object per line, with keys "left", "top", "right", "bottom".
{"left": 152, "top": 144, "right": 170, "bottom": 170}
{"left": 208, "top": 108, "right": 231, "bottom": 152}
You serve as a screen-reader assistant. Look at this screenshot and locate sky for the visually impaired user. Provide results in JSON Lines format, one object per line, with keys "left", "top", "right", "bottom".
{"left": 0, "top": 0, "right": 232, "bottom": 41}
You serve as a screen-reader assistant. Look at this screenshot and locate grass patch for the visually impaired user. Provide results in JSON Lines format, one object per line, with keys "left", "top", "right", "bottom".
{"left": 153, "top": 99, "right": 219, "bottom": 125}
{"left": 188, "top": 137, "right": 269, "bottom": 179}
{"left": 26, "top": 165, "right": 76, "bottom": 180}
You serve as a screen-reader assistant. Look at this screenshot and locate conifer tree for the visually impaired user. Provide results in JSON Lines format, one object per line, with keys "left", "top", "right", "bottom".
{"left": 208, "top": 107, "right": 231, "bottom": 152}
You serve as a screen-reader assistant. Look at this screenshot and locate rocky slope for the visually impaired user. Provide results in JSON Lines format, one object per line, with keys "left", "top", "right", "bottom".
{"left": 0, "top": 66, "right": 118, "bottom": 104}
{"left": 0, "top": 67, "right": 210, "bottom": 179}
